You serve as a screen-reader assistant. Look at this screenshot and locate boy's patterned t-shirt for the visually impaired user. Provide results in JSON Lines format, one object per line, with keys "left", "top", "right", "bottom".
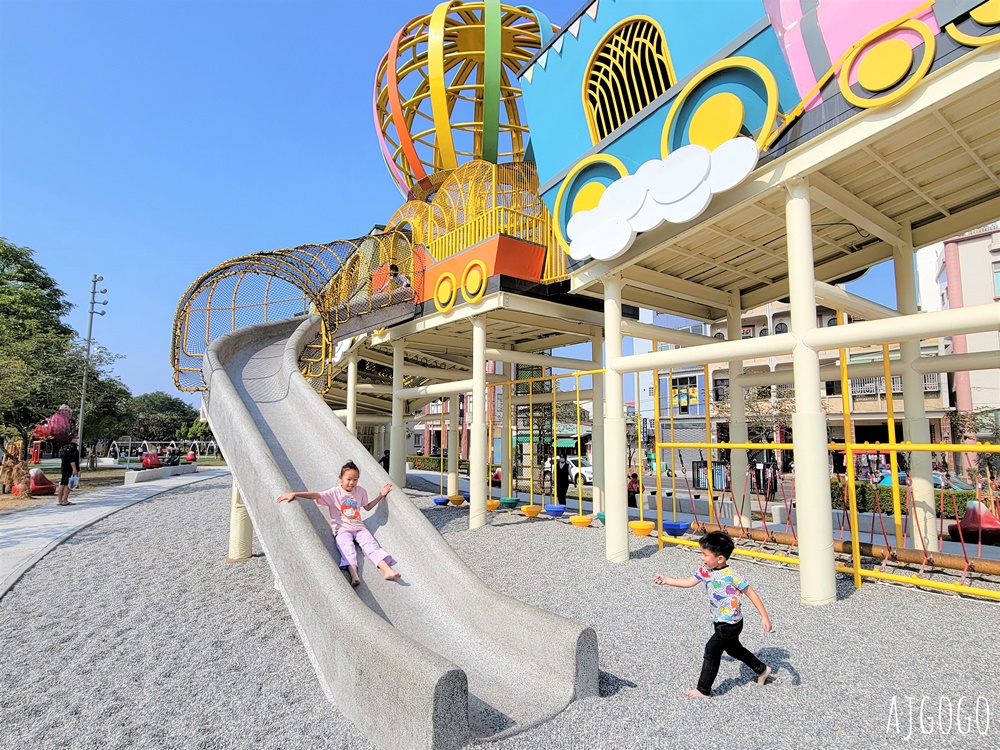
{"left": 694, "top": 565, "right": 749, "bottom": 623}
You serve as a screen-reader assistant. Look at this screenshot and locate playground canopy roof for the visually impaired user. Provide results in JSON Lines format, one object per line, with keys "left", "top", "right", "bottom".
{"left": 567, "top": 58, "right": 1000, "bottom": 322}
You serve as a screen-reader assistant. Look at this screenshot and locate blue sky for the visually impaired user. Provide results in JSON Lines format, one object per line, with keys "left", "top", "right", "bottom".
{"left": 2, "top": 0, "right": 894, "bottom": 407}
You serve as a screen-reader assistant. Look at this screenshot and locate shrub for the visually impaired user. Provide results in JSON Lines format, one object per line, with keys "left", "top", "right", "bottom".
{"left": 407, "top": 455, "right": 470, "bottom": 473}
{"left": 829, "top": 479, "right": 977, "bottom": 520}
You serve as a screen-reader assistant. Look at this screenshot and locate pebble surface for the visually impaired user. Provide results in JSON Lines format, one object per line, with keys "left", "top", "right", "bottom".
{"left": 2, "top": 475, "right": 998, "bottom": 749}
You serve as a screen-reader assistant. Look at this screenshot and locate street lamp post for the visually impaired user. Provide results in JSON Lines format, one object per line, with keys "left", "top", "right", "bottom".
{"left": 77, "top": 275, "right": 108, "bottom": 455}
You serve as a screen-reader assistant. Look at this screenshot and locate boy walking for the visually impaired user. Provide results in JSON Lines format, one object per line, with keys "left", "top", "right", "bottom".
{"left": 653, "top": 531, "right": 772, "bottom": 697}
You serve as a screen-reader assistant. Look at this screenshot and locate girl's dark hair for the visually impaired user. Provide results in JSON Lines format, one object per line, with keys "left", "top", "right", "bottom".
{"left": 340, "top": 460, "right": 360, "bottom": 477}
{"left": 699, "top": 531, "right": 735, "bottom": 559}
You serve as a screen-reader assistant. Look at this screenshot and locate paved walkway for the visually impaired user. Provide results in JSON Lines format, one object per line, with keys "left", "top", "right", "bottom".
{"left": 0, "top": 468, "right": 230, "bottom": 598}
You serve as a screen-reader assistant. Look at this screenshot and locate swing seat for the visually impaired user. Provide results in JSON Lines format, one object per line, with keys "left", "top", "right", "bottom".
{"left": 544, "top": 504, "right": 566, "bottom": 518}
{"left": 629, "top": 520, "right": 655, "bottom": 537}
{"left": 570, "top": 515, "right": 593, "bottom": 527}
{"left": 662, "top": 520, "right": 691, "bottom": 537}
{"left": 432, "top": 496, "right": 450, "bottom": 506}
{"left": 499, "top": 497, "right": 519, "bottom": 509}
{"left": 521, "top": 505, "right": 541, "bottom": 517}
{"left": 486, "top": 499, "right": 500, "bottom": 511}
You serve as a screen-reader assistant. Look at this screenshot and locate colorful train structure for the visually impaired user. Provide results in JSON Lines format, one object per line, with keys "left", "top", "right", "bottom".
{"left": 173, "top": 0, "right": 1000, "bottom": 606}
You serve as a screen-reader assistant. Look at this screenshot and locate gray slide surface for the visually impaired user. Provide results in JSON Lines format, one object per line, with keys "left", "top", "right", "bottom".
{"left": 202, "top": 315, "right": 598, "bottom": 750}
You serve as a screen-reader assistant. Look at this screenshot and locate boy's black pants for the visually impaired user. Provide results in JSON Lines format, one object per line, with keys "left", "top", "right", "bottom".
{"left": 696, "top": 620, "right": 767, "bottom": 695}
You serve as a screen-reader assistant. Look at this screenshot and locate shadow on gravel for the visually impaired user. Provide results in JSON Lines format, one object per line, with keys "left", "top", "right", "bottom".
{"left": 713, "top": 646, "right": 799, "bottom": 695}
{"left": 599, "top": 670, "right": 638, "bottom": 697}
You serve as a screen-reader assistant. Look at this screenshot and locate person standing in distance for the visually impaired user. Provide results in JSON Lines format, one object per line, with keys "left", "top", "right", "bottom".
{"left": 58, "top": 436, "right": 80, "bottom": 506}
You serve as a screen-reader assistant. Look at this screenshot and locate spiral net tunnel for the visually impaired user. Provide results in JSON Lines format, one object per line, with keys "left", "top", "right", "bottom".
{"left": 171, "top": 231, "right": 418, "bottom": 393}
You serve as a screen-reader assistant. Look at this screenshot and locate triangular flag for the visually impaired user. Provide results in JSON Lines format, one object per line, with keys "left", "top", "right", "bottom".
{"left": 586, "top": 0, "right": 599, "bottom": 20}
{"left": 523, "top": 66, "right": 534, "bottom": 84}
{"left": 552, "top": 35, "right": 564, "bottom": 55}
{"left": 568, "top": 18, "right": 581, "bottom": 37}
{"left": 537, "top": 50, "right": 549, "bottom": 69}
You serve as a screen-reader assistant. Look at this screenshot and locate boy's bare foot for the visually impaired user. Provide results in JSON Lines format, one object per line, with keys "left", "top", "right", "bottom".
{"left": 683, "top": 689, "right": 710, "bottom": 699}
{"left": 383, "top": 568, "right": 401, "bottom": 581}
{"left": 757, "top": 666, "right": 772, "bottom": 686}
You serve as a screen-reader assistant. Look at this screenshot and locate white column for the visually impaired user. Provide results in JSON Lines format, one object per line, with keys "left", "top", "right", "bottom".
{"left": 374, "top": 425, "right": 384, "bottom": 459}
{"left": 226, "top": 477, "right": 252, "bottom": 563}
{"left": 591, "top": 330, "right": 605, "bottom": 516}
{"left": 346, "top": 351, "right": 358, "bottom": 436}
{"left": 727, "top": 296, "right": 751, "bottom": 527}
{"left": 469, "top": 318, "right": 488, "bottom": 529}
{"left": 390, "top": 342, "right": 406, "bottom": 487}
{"left": 786, "top": 179, "right": 837, "bottom": 605}
{"left": 603, "top": 276, "right": 629, "bottom": 562}
{"left": 448, "top": 396, "right": 460, "bottom": 497}
{"left": 894, "top": 242, "right": 938, "bottom": 552}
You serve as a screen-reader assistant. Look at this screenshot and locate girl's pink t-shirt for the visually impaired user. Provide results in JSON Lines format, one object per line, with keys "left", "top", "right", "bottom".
{"left": 316, "top": 485, "right": 369, "bottom": 531}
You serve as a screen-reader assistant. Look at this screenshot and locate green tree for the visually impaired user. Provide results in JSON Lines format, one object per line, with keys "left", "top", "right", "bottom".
{"left": 130, "top": 391, "right": 199, "bottom": 441}
{"left": 0, "top": 237, "right": 72, "bottom": 341}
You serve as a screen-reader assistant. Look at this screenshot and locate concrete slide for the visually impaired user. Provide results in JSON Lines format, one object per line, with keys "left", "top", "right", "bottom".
{"left": 203, "top": 314, "right": 598, "bottom": 750}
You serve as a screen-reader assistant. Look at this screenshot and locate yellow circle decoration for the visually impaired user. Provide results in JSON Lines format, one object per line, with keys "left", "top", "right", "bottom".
{"left": 571, "top": 181, "right": 607, "bottom": 215}
{"left": 433, "top": 272, "right": 457, "bottom": 313}
{"left": 839, "top": 21, "right": 935, "bottom": 108}
{"left": 461, "top": 259, "right": 488, "bottom": 304}
{"left": 688, "top": 92, "right": 745, "bottom": 151}
{"left": 660, "top": 56, "right": 780, "bottom": 158}
{"left": 551, "top": 153, "right": 629, "bottom": 252}
{"left": 856, "top": 38, "right": 914, "bottom": 92}
{"left": 971, "top": 0, "right": 1000, "bottom": 25}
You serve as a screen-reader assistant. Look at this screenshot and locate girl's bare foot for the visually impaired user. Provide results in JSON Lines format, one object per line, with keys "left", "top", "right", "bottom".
{"left": 383, "top": 568, "right": 401, "bottom": 581}
{"left": 683, "top": 689, "right": 710, "bottom": 699}
{"left": 350, "top": 577, "right": 361, "bottom": 588}
{"left": 757, "top": 666, "right": 772, "bottom": 685}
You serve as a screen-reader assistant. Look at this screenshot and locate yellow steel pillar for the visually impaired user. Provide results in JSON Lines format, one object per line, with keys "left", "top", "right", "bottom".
{"left": 469, "top": 318, "right": 488, "bottom": 529}
{"left": 727, "top": 294, "right": 751, "bottom": 528}
{"left": 894, "top": 238, "right": 938, "bottom": 552}
{"left": 591, "top": 330, "right": 605, "bottom": 516}
{"left": 603, "top": 276, "right": 629, "bottom": 562}
{"left": 226, "top": 477, "right": 252, "bottom": 563}
{"left": 786, "top": 178, "right": 837, "bottom": 605}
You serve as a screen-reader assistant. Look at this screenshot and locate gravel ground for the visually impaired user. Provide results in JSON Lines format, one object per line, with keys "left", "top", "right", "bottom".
{"left": 2, "top": 475, "right": 999, "bottom": 749}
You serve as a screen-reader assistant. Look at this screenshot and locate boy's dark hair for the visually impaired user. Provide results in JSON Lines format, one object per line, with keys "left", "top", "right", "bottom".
{"left": 699, "top": 531, "right": 735, "bottom": 560}
{"left": 389, "top": 264, "right": 400, "bottom": 273}
{"left": 340, "top": 460, "right": 360, "bottom": 477}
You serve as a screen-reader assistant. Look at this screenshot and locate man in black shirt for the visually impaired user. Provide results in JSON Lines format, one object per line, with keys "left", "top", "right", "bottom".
{"left": 378, "top": 450, "right": 391, "bottom": 471}
{"left": 58, "top": 436, "right": 80, "bottom": 506}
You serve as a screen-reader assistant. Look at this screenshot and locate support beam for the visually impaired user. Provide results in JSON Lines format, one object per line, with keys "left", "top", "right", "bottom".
{"left": 808, "top": 172, "right": 905, "bottom": 248}
{"left": 355, "top": 383, "right": 394, "bottom": 394}
{"left": 333, "top": 411, "right": 392, "bottom": 425}
{"left": 448, "top": 397, "right": 460, "bottom": 498}
{"left": 499, "top": 358, "right": 511, "bottom": 498}
{"left": 346, "top": 352, "right": 358, "bottom": 436}
{"left": 389, "top": 342, "right": 406, "bottom": 487}
{"left": 469, "top": 318, "right": 488, "bottom": 530}
{"left": 734, "top": 351, "right": 998, "bottom": 388}
{"left": 485, "top": 348, "right": 599, "bottom": 372}
{"left": 895, "top": 240, "right": 937, "bottom": 553}
{"left": 395, "top": 379, "right": 475, "bottom": 400}
{"left": 804, "top": 302, "right": 1000, "bottom": 351}
{"left": 814, "top": 281, "right": 900, "bottom": 321}
{"left": 786, "top": 178, "right": 837, "bottom": 606}
{"left": 603, "top": 275, "right": 628, "bottom": 563}
{"left": 510, "top": 389, "right": 593, "bottom": 407}
{"left": 226, "top": 477, "right": 252, "bottom": 563}
{"left": 620, "top": 266, "right": 733, "bottom": 308}
{"left": 611, "top": 333, "right": 795, "bottom": 374}
{"left": 622, "top": 318, "right": 714, "bottom": 347}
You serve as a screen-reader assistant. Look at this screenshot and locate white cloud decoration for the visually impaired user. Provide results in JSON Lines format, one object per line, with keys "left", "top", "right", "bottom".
{"left": 566, "top": 136, "right": 759, "bottom": 262}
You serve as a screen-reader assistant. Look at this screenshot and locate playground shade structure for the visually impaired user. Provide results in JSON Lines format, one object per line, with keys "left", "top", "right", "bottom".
{"left": 202, "top": 314, "right": 598, "bottom": 750}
